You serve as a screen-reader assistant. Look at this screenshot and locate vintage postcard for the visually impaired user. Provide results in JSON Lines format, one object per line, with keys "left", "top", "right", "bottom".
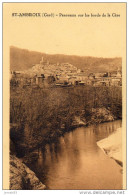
{"left": 3, "top": 2, "right": 126, "bottom": 192}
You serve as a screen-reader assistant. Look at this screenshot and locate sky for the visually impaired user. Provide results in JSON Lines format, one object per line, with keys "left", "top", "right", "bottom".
{"left": 3, "top": 3, "right": 126, "bottom": 57}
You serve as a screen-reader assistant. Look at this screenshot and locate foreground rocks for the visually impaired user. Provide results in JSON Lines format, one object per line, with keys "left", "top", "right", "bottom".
{"left": 10, "top": 155, "right": 46, "bottom": 190}
{"left": 97, "top": 128, "right": 122, "bottom": 166}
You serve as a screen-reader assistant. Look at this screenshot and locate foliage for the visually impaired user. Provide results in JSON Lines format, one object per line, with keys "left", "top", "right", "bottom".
{"left": 10, "top": 85, "right": 122, "bottom": 155}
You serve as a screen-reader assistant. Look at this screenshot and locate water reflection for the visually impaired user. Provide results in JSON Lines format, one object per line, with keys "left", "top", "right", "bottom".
{"left": 29, "top": 120, "right": 122, "bottom": 190}
{"left": 93, "top": 120, "right": 122, "bottom": 141}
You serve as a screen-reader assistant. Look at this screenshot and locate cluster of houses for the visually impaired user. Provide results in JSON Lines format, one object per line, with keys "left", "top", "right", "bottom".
{"left": 10, "top": 57, "right": 122, "bottom": 88}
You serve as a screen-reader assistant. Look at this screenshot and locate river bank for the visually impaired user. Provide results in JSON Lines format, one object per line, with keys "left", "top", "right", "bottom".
{"left": 97, "top": 127, "right": 122, "bottom": 166}
{"left": 10, "top": 107, "right": 116, "bottom": 160}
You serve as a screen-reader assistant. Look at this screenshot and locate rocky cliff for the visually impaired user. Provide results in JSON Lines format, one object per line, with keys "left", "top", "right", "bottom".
{"left": 10, "top": 155, "right": 46, "bottom": 190}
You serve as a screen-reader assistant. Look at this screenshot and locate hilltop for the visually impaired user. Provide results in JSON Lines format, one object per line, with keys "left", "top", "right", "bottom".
{"left": 10, "top": 46, "right": 122, "bottom": 73}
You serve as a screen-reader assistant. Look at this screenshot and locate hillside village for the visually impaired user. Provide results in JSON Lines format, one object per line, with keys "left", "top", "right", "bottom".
{"left": 10, "top": 57, "right": 122, "bottom": 88}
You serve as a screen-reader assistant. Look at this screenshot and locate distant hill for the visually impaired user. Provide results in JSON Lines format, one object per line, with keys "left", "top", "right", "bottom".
{"left": 10, "top": 46, "right": 122, "bottom": 73}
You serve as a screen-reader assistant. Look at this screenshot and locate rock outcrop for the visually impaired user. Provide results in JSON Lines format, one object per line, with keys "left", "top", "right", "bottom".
{"left": 91, "top": 107, "right": 114, "bottom": 123}
{"left": 10, "top": 155, "right": 46, "bottom": 190}
{"left": 97, "top": 128, "right": 122, "bottom": 166}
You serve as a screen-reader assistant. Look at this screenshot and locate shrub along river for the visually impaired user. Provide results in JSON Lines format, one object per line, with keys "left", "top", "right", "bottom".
{"left": 28, "top": 120, "right": 122, "bottom": 190}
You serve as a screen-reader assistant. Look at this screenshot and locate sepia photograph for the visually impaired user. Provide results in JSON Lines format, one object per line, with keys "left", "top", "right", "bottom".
{"left": 2, "top": 2, "right": 126, "bottom": 191}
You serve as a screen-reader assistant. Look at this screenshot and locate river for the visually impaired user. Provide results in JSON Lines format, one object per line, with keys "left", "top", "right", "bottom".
{"left": 29, "top": 120, "right": 122, "bottom": 190}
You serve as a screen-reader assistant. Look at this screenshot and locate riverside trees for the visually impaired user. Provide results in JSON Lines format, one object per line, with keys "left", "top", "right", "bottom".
{"left": 10, "top": 85, "right": 122, "bottom": 156}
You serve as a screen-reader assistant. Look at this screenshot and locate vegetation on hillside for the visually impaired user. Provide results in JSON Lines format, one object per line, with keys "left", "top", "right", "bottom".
{"left": 10, "top": 46, "right": 122, "bottom": 73}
